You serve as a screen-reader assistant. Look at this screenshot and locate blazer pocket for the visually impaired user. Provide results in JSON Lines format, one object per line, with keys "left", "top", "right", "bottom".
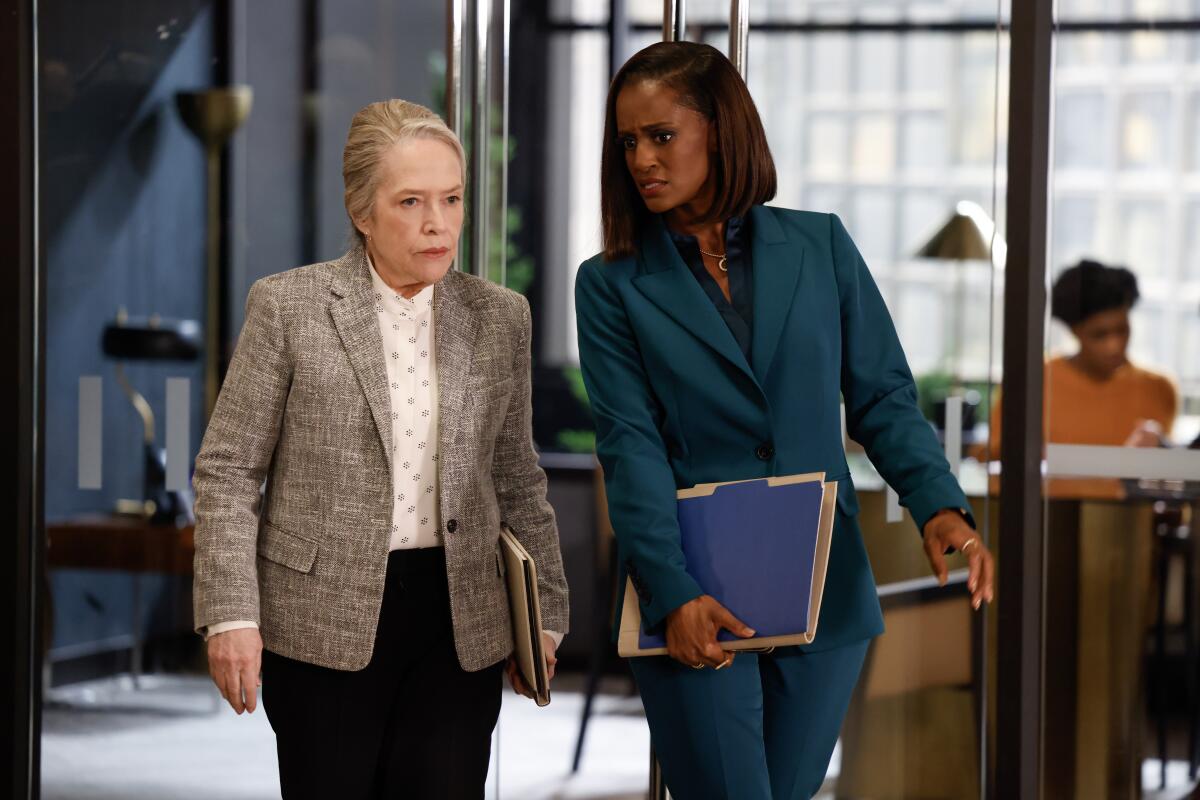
{"left": 257, "top": 521, "right": 319, "bottom": 574}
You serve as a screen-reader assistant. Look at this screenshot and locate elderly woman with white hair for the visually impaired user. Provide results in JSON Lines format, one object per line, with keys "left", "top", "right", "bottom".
{"left": 191, "top": 99, "right": 569, "bottom": 799}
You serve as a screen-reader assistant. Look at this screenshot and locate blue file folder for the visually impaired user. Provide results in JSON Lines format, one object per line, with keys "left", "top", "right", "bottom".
{"left": 618, "top": 473, "right": 837, "bottom": 657}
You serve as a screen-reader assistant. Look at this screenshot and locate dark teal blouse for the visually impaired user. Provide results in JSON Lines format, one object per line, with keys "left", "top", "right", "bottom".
{"left": 667, "top": 215, "right": 753, "bottom": 360}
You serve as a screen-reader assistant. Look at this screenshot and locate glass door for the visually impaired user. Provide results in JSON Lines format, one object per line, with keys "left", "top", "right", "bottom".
{"left": 1036, "top": 1, "right": 1200, "bottom": 794}
{"left": 562, "top": 1, "right": 1008, "bottom": 796}
{"left": 26, "top": 0, "right": 1025, "bottom": 797}
{"left": 738, "top": 1, "right": 1008, "bottom": 796}
{"left": 37, "top": 2, "right": 448, "bottom": 796}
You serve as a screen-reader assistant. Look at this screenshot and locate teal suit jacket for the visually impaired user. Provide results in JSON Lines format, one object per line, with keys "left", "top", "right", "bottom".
{"left": 575, "top": 205, "right": 974, "bottom": 653}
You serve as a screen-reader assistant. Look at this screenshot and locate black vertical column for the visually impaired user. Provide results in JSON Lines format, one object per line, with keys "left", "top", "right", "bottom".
{"left": 510, "top": 0, "right": 551, "bottom": 346}
{"left": 213, "top": 0, "right": 234, "bottom": 383}
{"left": 301, "top": 0, "right": 318, "bottom": 266}
{"left": 997, "top": 0, "right": 1054, "bottom": 794}
{"left": 608, "top": 0, "right": 628, "bottom": 77}
{"left": 1, "top": 0, "right": 42, "bottom": 798}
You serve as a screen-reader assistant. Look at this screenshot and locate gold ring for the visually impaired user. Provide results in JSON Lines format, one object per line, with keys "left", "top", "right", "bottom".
{"left": 691, "top": 662, "right": 705, "bottom": 670}
{"left": 961, "top": 538, "right": 979, "bottom": 553}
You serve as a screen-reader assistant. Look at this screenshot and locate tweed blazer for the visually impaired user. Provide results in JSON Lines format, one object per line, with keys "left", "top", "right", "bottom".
{"left": 192, "top": 247, "right": 569, "bottom": 672}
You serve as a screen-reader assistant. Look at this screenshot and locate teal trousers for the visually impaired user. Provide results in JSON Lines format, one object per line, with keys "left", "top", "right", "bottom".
{"left": 629, "top": 640, "right": 870, "bottom": 800}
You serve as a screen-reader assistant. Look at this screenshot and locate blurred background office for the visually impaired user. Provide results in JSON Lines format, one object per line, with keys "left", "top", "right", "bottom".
{"left": 16, "top": 0, "right": 1200, "bottom": 798}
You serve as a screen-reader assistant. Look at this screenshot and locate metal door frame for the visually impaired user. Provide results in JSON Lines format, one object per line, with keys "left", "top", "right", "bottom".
{"left": 0, "top": 0, "right": 1067, "bottom": 796}
{"left": 3, "top": 1, "right": 43, "bottom": 798}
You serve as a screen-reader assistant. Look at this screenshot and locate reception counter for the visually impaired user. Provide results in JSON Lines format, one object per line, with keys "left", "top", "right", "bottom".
{"left": 839, "top": 454, "right": 1191, "bottom": 799}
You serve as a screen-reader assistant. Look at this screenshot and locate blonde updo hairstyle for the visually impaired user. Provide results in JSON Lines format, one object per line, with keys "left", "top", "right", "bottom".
{"left": 342, "top": 99, "right": 466, "bottom": 247}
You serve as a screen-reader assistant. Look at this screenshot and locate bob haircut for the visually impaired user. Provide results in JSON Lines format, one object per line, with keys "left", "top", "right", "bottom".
{"left": 600, "top": 41, "right": 777, "bottom": 261}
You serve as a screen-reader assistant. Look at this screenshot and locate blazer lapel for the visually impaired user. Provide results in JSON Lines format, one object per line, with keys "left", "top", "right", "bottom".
{"left": 433, "top": 271, "right": 480, "bottom": 454}
{"left": 632, "top": 216, "right": 756, "bottom": 384}
{"left": 749, "top": 205, "right": 805, "bottom": 381}
{"left": 329, "top": 247, "right": 393, "bottom": 475}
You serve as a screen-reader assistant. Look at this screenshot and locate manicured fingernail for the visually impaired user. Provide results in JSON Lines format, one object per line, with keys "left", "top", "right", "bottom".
{"left": 973, "top": 598, "right": 981, "bottom": 610}
{"left": 746, "top": 628, "right": 756, "bottom": 636}
{"left": 969, "top": 580, "right": 976, "bottom": 591}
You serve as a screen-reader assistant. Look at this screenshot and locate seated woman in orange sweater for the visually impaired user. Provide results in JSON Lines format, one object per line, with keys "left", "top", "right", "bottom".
{"left": 981, "top": 259, "right": 1177, "bottom": 457}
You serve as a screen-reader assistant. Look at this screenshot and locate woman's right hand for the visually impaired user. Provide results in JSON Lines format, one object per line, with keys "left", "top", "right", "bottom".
{"left": 1124, "top": 418, "right": 1166, "bottom": 448}
{"left": 206, "top": 627, "right": 263, "bottom": 714}
{"left": 664, "top": 595, "right": 755, "bottom": 669}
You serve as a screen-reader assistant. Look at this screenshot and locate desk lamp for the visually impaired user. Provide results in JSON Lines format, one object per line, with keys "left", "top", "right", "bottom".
{"left": 915, "top": 200, "right": 1006, "bottom": 385}
{"left": 102, "top": 310, "right": 201, "bottom": 523}
{"left": 914, "top": 201, "right": 1006, "bottom": 436}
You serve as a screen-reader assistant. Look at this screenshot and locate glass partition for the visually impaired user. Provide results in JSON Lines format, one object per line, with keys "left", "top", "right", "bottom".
{"left": 537, "top": 2, "right": 1010, "bottom": 797}
{"left": 38, "top": 2, "right": 445, "bottom": 796}
{"left": 24, "top": 1, "right": 1200, "bottom": 799}
{"left": 737, "top": 5, "right": 1008, "bottom": 796}
{"left": 1035, "top": 1, "right": 1200, "bottom": 793}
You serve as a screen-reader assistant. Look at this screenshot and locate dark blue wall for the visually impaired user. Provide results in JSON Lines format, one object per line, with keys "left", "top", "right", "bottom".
{"left": 42, "top": 0, "right": 447, "bottom": 662}
{"left": 227, "top": 0, "right": 445, "bottom": 334}
{"left": 226, "top": 0, "right": 306, "bottom": 329}
{"left": 43, "top": 3, "right": 213, "bottom": 652}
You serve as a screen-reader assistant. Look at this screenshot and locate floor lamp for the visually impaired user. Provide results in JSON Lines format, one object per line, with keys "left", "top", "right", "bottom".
{"left": 175, "top": 87, "right": 252, "bottom": 419}
{"left": 914, "top": 200, "right": 1005, "bottom": 388}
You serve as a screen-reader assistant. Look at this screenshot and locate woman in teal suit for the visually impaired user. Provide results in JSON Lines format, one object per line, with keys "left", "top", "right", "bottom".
{"left": 575, "top": 42, "right": 996, "bottom": 799}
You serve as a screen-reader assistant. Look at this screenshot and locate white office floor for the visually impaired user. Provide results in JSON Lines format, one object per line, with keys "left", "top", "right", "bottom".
{"left": 40, "top": 673, "right": 654, "bottom": 800}
{"left": 46, "top": 673, "right": 1198, "bottom": 800}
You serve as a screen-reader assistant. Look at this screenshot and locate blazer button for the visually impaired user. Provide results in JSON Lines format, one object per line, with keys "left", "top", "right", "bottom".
{"left": 446, "top": 519, "right": 458, "bottom": 534}
{"left": 755, "top": 443, "right": 775, "bottom": 461}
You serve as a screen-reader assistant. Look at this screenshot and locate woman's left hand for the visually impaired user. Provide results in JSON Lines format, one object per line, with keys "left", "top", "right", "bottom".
{"left": 922, "top": 509, "right": 995, "bottom": 610}
{"left": 505, "top": 633, "right": 558, "bottom": 699}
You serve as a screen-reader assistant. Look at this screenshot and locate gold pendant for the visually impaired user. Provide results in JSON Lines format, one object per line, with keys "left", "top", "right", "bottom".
{"left": 718, "top": 256, "right": 728, "bottom": 272}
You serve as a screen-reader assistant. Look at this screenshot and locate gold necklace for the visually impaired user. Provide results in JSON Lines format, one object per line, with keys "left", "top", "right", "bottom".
{"left": 698, "top": 246, "right": 728, "bottom": 272}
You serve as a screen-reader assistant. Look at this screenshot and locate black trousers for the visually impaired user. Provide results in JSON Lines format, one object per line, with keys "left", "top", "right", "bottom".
{"left": 261, "top": 548, "right": 504, "bottom": 800}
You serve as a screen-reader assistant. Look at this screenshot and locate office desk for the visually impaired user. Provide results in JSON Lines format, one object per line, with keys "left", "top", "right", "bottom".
{"left": 45, "top": 516, "right": 195, "bottom": 683}
{"left": 844, "top": 456, "right": 1176, "bottom": 799}
{"left": 47, "top": 516, "right": 195, "bottom": 574}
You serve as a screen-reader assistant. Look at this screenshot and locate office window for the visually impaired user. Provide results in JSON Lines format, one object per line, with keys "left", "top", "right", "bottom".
{"left": 1053, "top": 31, "right": 1200, "bottom": 405}
{"left": 852, "top": 189, "right": 897, "bottom": 259}
{"left": 533, "top": 5, "right": 1194, "bottom": 434}
{"left": 856, "top": 35, "right": 900, "bottom": 95}
{"left": 1181, "top": 315, "right": 1200, "bottom": 392}
{"left": 852, "top": 113, "right": 898, "bottom": 179}
{"left": 897, "top": 283, "right": 947, "bottom": 371}
{"left": 1130, "top": 299, "right": 1175, "bottom": 372}
{"left": 808, "top": 113, "right": 851, "bottom": 177}
{"left": 900, "top": 190, "right": 953, "bottom": 255}
{"left": 809, "top": 36, "right": 853, "bottom": 96}
{"left": 1052, "top": 195, "right": 1099, "bottom": 269}
{"left": 1057, "top": 91, "right": 1110, "bottom": 170}
{"left": 1186, "top": 202, "right": 1200, "bottom": 279}
{"left": 1119, "top": 91, "right": 1172, "bottom": 170}
{"left": 902, "top": 112, "right": 950, "bottom": 170}
{"left": 904, "top": 35, "right": 952, "bottom": 96}
{"left": 1187, "top": 92, "right": 1200, "bottom": 169}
